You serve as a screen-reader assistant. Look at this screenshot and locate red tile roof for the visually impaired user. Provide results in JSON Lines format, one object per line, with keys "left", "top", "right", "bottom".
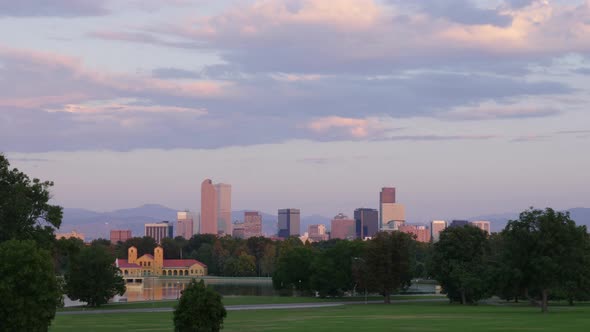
{"left": 117, "top": 259, "right": 140, "bottom": 268}
{"left": 163, "top": 259, "right": 207, "bottom": 268}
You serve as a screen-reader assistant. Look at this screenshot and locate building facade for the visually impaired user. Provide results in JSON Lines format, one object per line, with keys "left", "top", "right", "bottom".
{"left": 55, "top": 230, "right": 85, "bottom": 241}
{"left": 278, "top": 208, "right": 300, "bottom": 238}
{"left": 379, "top": 187, "right": 405, "bottom": 231}
{"left": 116, "top": 246, "right": 207, "bottom": 277}
{"left": 244, "top": 211, "right": 262, "bottom": 238}
{"left": 145, "top": 221, "right": 173, "bottom": 244}
{"left": 110, "top": 230, "right": 132, "bottom": 244}
{"left": 215, "top": 183, "right": 232, "bottom": 236}
{"left": 200, "top": 179, "right": 218, "bottom": 235}
{"left": 176, "top": 211, "right": 194, "bottom": 239}
{"left": 450, "top": 220, "right": 469, "bottom": 228}
{"left": 330, "top": 213, "right": 356, "bottom": 240}
{"left": 430, "top": 220, "right": 447, "bottom": 242}
{"left": 308, "top": 224, "right": 329, "bottom": 242}
{"left": 470, "top": 221, "right": 491, "bottom": 234}
{"left": 354, "top": 208, "right": 378, "bottom": 239}
{"left": 398, "top": 224, "right": 431, "bottom": 243}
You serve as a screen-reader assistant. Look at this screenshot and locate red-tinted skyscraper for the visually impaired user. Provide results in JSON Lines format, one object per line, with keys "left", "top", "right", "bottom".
{"left": 200, "top": 179, "right": 218, "bottom": 235}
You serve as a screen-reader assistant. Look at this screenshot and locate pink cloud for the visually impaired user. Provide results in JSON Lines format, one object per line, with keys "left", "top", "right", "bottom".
{"left": 307, "top": 116, "right": 384, "bottom": 138}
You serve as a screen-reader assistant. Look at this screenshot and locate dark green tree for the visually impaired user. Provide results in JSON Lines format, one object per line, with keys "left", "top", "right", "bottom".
{"left": 429, "top": 225, "right": 490, "bottom": 304}
{"left": 118, "top": 236, "right": 158, "bottom": 258}
{"left": 0, "top": 240, "right": 61, "bottom": 332}
{"left": 311, "top": 240, "right": 365, "bottom": 297}
{"left": 502, "top": 208, "right": 590, "bottom": 312}
{"left": 65, "top": 245, "right": 125, "bottom": 307}
{"left": 364, "top": 232, "right": 415, "bottom": 303}
{"left": 54, "top": 237, "right": 85, "bottom": 274}
{"left": 260, "top": 243, "right": 277, "bottom": 277}
{"left": 173, "top": 279, "right": 227, "bottom": 332}
{"left": 272, "top": 246, "right": 314, "bottom": 295}
{"left": 0, "top": 154, "right": 62, "bottom": 248}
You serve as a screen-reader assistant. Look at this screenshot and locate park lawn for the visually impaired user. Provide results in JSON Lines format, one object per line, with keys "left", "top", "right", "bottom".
{"left": 58, "top": 295, "right": 443, "bottom": 311}
{"left": 52, "top": 302, "right": 590, "bottom": 332}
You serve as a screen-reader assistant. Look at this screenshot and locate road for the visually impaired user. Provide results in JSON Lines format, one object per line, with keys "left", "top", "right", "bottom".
{"left": 57, "top": 298, "right": 446, "bottom": 316}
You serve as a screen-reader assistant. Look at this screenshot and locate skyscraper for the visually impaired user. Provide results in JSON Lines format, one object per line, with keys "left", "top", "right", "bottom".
{"left": 145, "top": 221, "right": 173, "bottom": 244}
{"left": 243, "top": 211, "right": 263, "bottom": 238}
{"left": 431, "top": 220, "right": 447, "bottom": 242}
{"left": 200, "top": 179, "right": 218, "bottom": 235}
{"left": 110, "top": 230, "right": 131, "bottom": 244}
{"left": 380, "top": 187, "right": 405, "bottom": 231}
{"left": 177, "top": 211, "right": 194, "bottom": 239}
{"left": 398, "top": 224, "right": 431, "bottom": 243}
{"left": 331, "top": 213, "right": 356, "bottom": 240}
{"left": 354, "top": 208, "right": 378, "bottom": 239}
{"left": 215, "top": 183, "right": 232, "bottom": 236}
{"left": 450, "top": 220, "right": 469, "bottom": 228}
{"left": 470, "top": 221, "right": 491, "bottom": 234}
{"left": 308, "top": 224, "right": 328, "bottom": 242}
{"left": 278, "top": 209, "right": 300, "bottom": 238}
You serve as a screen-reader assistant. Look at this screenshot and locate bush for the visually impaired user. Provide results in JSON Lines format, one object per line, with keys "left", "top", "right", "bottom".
{"left": 174, "top": 279, "right": 227, "bottom": 332}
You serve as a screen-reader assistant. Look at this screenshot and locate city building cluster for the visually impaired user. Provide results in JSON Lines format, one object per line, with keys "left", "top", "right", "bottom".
{"left": 85, "top": 181, "right": 491, "bottom": 245}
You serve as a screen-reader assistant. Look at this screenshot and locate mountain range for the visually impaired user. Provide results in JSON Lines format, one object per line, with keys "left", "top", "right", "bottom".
{"left": 59, "top": 204, "right": 590, "bottom": 240}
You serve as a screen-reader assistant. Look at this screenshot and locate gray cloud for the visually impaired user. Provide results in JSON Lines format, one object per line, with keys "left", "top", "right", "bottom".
{"left": 0, "top": 0, "right": 109, "bottom": 17}
{"left": 392, "top": 0, "right": 512, "bottom": 27}
{"left": 378, "top": 135, "right": 497, "bottom": 142}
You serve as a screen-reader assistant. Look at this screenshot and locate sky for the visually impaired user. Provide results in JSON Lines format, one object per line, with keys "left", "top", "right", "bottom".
{"left": 1, "top": 0, "right": 589, "bottom": 222}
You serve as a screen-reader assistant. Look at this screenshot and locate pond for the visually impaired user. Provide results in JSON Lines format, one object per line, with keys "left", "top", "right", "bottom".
{"left": 120, "top": 277, "right": 276, "bottom": 302}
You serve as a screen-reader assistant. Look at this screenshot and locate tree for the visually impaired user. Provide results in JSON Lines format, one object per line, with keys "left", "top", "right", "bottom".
{"left": 173, "top": 279, "right": 227, "bottom": 332}
{"left": 429, "top": 225, "right": 490, "bottom": 304}
{"left": 65, "top": 245, "right": 126, "bottom": 307}
{"left": 260, "top": 243, "right": 277, "bottom": 277}
{"left": 118, "top": 236, "right": 158, "bottom": 258}
{"left": 364, "top": 232, "right": 415, "bottom": 304}
{"left": 311, "top": 240, "right": 365, "bottom": 297}
{"left": 502, "top": 207, "right": 590, "bottom": 312}
{"left": 0, "top": 240, "right": 61, "bottom": 331}
{"left": 54, "top": 237, "right": 85, "bottom": 275}
{"left": 272, "top": 246, "right": 314, "bottom": 295}
{"left": 0, "top": 154, "right": 62, "bottom": 248}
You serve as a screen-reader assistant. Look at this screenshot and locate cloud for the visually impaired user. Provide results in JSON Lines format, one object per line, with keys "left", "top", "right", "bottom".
{"left": 93, "top": 0, "right": 590, "bottom": 75}
{"left": 443, "top": 103, "right": 562, "bottom": 120}
{"left": 0, "top": 0, "right": 109, "bottom": 17}
{"left": 510, "top": 135, "right": 551, "bottom": 142}
{"left": 392, "top": 0, "right": 513, "bottom": 27}
{"left": 379, "top": 135, "right": 496, "bottom": 141}
{"left": 307, "top": 116, "right": 386, "bottom": 138}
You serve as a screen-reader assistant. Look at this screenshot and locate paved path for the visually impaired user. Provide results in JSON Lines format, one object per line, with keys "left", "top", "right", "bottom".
{"left": 57, "top": 298, "right": 446, "bottom": 316}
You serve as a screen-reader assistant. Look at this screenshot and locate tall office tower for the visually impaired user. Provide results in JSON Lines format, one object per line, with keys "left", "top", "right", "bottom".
{"left": 145, "top": 221, "right": 173, "bottom": 244}
{"left": 470, "top": 221, "right": 491, "bottom": 235}
{"left": 330, "top": 213, "right": 356, "bottom": 240}
{"left": 354, "top": 208, "right": 379, "bottom": 239}
{"left": 450, "top": 220, "right": 469, "bottom": 228}
{"left": 200, "top": 179, "right": 218, "bottom": 235}
{"left": 110, "top": 230, "right": 132, "bottom": 244}
{"left": 278, "top": 208, "right": 301, "bottom": 238}
{"left": 398, "top": 225, "right": 431, "bottom": 243}
{"left": 431, "top": 220, "right": 447, "bottom": 242}
{"left": 379, "top": 187, "right": 405, "bottom": 231}
{"left": 215, "top": 183, "right": 232, "bottom": 236}
{"left": 177, "top": 211, "right": 194, "bottom": 239}
{"left": 244, "top": 211, "right": 263, "bottom": 238}
{"left": 308, "top": 224, "right": 329, "bottom": 242}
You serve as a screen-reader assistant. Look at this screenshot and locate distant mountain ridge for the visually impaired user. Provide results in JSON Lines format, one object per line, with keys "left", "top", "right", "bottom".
{"left": 59, "top": 204, "right": 590, "bottom": 240}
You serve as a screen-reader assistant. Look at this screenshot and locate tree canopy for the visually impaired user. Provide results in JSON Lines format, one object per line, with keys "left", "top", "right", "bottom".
{"left": 0, "top": 240, "right": 61, "bottom": 332}
{"left": 65, "top": 245, "right": 125, "bottom": 307}
{"left": 429, "top": 225, "right": 491, "bottom": 304}
{"left": 173, "top": 279, "right": 227, "bottom": 332}
{"left": 364, "top": 231, "right": 415, "bottom": 304}
{"left": 0, "top": 154, "right": 62, "bottom": 248}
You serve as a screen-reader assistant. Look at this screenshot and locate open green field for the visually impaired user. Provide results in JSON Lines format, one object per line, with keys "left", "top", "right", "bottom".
{"left": 59, "top": 295, "right": 442, "bottom": 311}
{"left": 52, "top": 302, "right": 590, "bottom": 332}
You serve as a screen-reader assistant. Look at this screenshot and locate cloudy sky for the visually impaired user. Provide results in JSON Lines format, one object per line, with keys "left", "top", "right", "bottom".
{"left": 2, "top": 0, "right": 589, "bottom": 222}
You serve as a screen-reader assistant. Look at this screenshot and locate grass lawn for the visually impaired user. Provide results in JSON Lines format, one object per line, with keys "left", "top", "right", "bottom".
{"left": 52, "top": 301, "right": 590, "bottom": 332}
{"left": 58, "top": 295, "right": 443, "bottom": 311}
